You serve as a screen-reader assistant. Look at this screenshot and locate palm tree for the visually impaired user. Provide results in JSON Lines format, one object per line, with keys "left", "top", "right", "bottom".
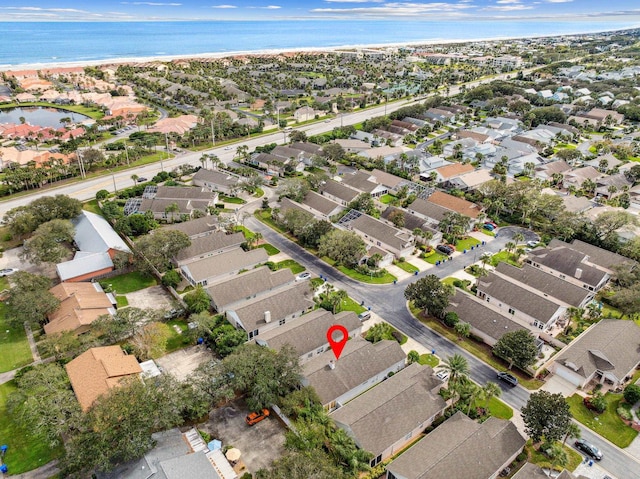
{"left": 131, "top": 174, "right": 139, "bottom": 186}
{"left": 482, "top": 381, "right": 502, "bottom": 410}
{"left": 547, "top": 443, "right": 568, "bottom": 475}
{"left": 165, "top": 202, "right": 179, "bottom": 223}
{"left": 562, "top": 422, "right": 581, "bottom": 446}
{"left": 442, "top": 354, "right": 470, "bottom": 390}
{"left": 512, "top": 232, "right": 525, "bottom": 246}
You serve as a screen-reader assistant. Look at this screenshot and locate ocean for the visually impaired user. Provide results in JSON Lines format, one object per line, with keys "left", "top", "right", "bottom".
{"left": 0, "top": 20, "right": 638, "bottom": 68}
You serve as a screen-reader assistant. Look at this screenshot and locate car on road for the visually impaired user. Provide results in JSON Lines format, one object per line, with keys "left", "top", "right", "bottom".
{"left": 245, "top": 408, "right": 270, "bottom": 426}
{"left": 0, "top": 268, "right": 19, "bottom": 277}
{"left": 136, "top": 177, "right": 147, "bottom": 183}
{"left": 224, "top": 146, "right": 233, "bottom": 150}
{"left": 575, "top": 439, "right": 603, "bottom": 460}
{"left": 296, "top": 272, "right": 311, "bottom": 281}
{"left": 527, "top": 240, "right": 538, "bottom": 247}
{"left": 497, "top": 372, "right": 518, "bottom": 387}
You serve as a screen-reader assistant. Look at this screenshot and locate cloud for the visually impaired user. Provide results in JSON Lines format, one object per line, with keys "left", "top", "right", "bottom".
{"left": 483, "top": 4, "right": 534, "bottom": 11}
{"left": 247, "top": 4, "right": 281, "bottom": 8}
{"left": 120, "top": 2, "right": 182, "bottom": 5}
{"left": 324, "top": 0, "right": 384, "bottom": 3}
{"left": 211, "top": 4, "right": 237, "bottom": 8}
{"left": 0, "top": 6, "right": 88, "bottom": 12}
{"left": 546, "top": 0, "right": 573, "bottom": 2}
{"left": 311, "top": 2, "right": 475, "bottom": 17}
{"left": 496, "top": 0, "right": 521, "bottom": 3}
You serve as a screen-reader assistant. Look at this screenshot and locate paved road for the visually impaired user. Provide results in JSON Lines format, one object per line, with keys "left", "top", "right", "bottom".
{"left": 245, "top": 216, "right": 640, "bottom": 479}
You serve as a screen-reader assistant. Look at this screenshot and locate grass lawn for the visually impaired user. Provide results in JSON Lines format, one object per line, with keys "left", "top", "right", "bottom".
{"left": 270, "top": 259, "right": 306, "bottom": 274}
{"left": 219, "top": 194, "right": 246, "bottom": 204}
{"left": 83, "top": 199, "right": 104, "bottom": 216}
{"left": 482, "top": 396, "right": 513, "bottom": 420}
{"left": 0, "top": 381, "right": 64, "bottom": 474}
{"left": 526, "top": 440, "right": 582, "bottom": 473}
{"left": 234, "top": 225, "right": 255, "bottom": 240}
{"left": 258, "top": 243, "right": 280, "bottom": 255}
{"left": 410, "top": 304, "right": 543, "bottom": 390}
{"left": 418, "top": 353, "right": 439, "bottom": 367}
{"left": 455, "top": 237, "right": 481, "bottom": 252}
{"left": 162, "top": 319, "right": 192, "bottom": 353}
{"left": 394, "top": 260, "right": 419, "bottom": 273}
{"left": 422, "top": 250, "right": 449, "bottom": 264}
{"left": 254, "top": 188, "right": 264, "bottom": 198}
{"left": 338, "top": 296, "right": 367, "bottom": 314}
{"left": 100, "top": 271, "right": 157, "bottom": 294}
{"left": 0, "top": 302, "right": 33, "bottom": 373}
{"left": 336, "top": 263, "right": 396, "bottom": 284}
{"left": 481, "top": 229, "right": 496, "bottom": 237}
{"left": 490, "top": 251, "right": 521, "bottom": 267}
{"left": 116, "top": 295, "right": 129, "bottom": 308}
{"left": 380, "top": 194, "right": 397, "bottom": 204}
{"left": 566, "top": 393, "right": 638, "bottom": 448}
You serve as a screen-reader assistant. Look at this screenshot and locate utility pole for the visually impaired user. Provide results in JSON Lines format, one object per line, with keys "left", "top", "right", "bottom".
{"left": 77, "top": 149, "right": 86, "bottom": 179}
{"left": 162, "top": 133, "right": 168, "bottom": 172}
{"left": 124, "top": 139, "right": 129, "bottom": 165}
{"left": 210, "top": 118, "right": 215, "bottom": 146}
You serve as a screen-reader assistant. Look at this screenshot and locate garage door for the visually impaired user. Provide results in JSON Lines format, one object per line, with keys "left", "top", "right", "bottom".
{"left": 553, "top": 364, "right": 584, "bottom": 387}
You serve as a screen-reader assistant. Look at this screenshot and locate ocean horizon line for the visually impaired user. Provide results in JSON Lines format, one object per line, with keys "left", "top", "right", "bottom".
{"left": 1, "top": 22, "right": 638, "bottom": 72}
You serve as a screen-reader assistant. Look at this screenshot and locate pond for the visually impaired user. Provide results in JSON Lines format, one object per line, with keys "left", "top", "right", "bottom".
{"left": 0, "top": 106, "right": 90, "bottom": 128}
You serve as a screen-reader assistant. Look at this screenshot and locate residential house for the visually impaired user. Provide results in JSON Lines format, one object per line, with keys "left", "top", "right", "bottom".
{"left": 334, "top": 139, "right": 373, "bottom": 154}
{"left": 99, "top": 428, "right": 237, "bottom": 479}
{"left": 433, "top": 163, "right": 475, "bottom": 184}
{"left": 293, "top": 105, "right": 317, "bottom": 122}
{"left": 173, "top": 231, "right": 245, "bottom": 266}
{"left": 385, "top": 412, "right": 526, "bottom": 479}
{"left": 445, "top": 169, "right": 494, "bottom": 192}
{"left": 581, "top": 108, "right": 624, "bottom": 125}
{"left": 301, "top": 191, "right": 344, "bottom": 218}
{"left": 547, "top": 239, "right": 636, "bottom": 274}
{"left": 57, "top": 211, "right": 132, "bottom": 282}
{"left": 206, "top": 266, "right": 295, "bottom": 313}
{"left": 446, "top": 290, "right": 529, "bottom": 347}
{"left": 341, "top": 171, "right": 388, "bottom": 198}
{"left": 254, "top": 309, "right": 361, "bottom": 363}
{"left": 551, "top": 319, "right": 640, "bottom": 389}
{"left": 331, "top": 363, "right": 446, "bottom": 467}
{"left": 534, "top": 160, "right": 572, "bottom": 182}
{"left": 66, "top": 346, "right": 142, "bottom": 411}
{"left": 560, "top": 194, "right": 593, "bottom": 214}
{"left": 406, "top": 197, "right": 452, "bottom": 227}
{"left": 192, "top": 168, "right": 242, "bottom": 196}
{"left": 526, "top": 245, "right": 610, "bottom": 292}
{"left": 595, "top": 173, "right": 633, "bottom": 199}
{"left": 427, "top": 191, "right": 483, "bottom": 221}
{"left": 476, "top": 272, "right": 567, "bottom": 332}
{"left": 225, "top": 282, "right": 314, "bottom": 339}
{"left": 562, "top": 166, "right": 602, "bottom": 190}
{"left": 139, "top": 186, "right": 218, "bottom": 221}
{"left": 319, "top": 179, "right": 361, "bottom": 206}
{"left": 44, "top": 282, "right": 116, "bottom": 335}
{"left": 369, "top": 169, "right": 406, "bottom": 193}
{"left": 349, "top": 214, "right": 415, "bottom": 259}
{"left": 162, "top": 216, "right": 220, "bottom": 239}
{"left": 180, "top": 247, "right": 268, "bottom": 287}
{"left": 493, "top": 262, "right": 594, "bottom": 309}
{"left": 360, "top": 145, "right": 406, "bottom": 161}
{"left": 301, "top": 337, "right": 406, "bottom": 411}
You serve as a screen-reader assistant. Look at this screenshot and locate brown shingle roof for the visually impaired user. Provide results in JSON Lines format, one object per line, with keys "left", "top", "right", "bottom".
{"left": 45, "top": 283, "right": 114, "bottom": 335}
{"left": 435, "top": 163, "right": 475, "bottom": 180}
{"left": 66, "top": 346, "right": 141, "bottom": 411}
{"left": 331, "top": 363, "right": 445, "bottom": 456}
{"left": 386, "top": 412, "right": 525, "bottom": 479}
{"left": 427, "top": 191, "right": 482, "bottom": 219}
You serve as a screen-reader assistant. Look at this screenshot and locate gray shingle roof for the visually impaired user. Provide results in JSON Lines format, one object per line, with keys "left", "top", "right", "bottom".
{"left": 160, "top": 451, "right": 219, "bottom": 479}
{"left": 192, "top": 168, "right": 241, "bottom": 188}
{"left": 527, "top": 247, "right": 607, "bottom": 288}
{"left": 162, "top": 216, "right": 219, "bottom": 238}
{"left": 351, "top": 214, "right": 413, "bottom": 251}
{"left": 320, "top": 179, "right": 360, "bottom": 203}
{"left": 175, "top": 231, "right": 244, "bottom": 262}
{"left": 331, "top": 363, "right": 445, "bottom": 456}
{"left": 256, "top": 309, "right": 361, "bottom": 357}
{"left": 446, "top": 290, "right": 527, "bottom": 342}
{"left": 407, "top": 197, "right": 450, "bottom": 223}
{"left": 302, "top": 191, "right": 342, "bottom": 216}
{"left": 554, "top": 319, "right": 640, "bottom": 382}
{"left": 387, "top": 412, "right": 525, "bottom": 479}
{"left": 341, "top": 171, "right": 381, "bottom": 194}
{"left": 495, "top": 262, "right": 592, "bottom": 308}
{"left": 231, "top": 282, "right": 314, "bottom": 332}
{"left": 369, "top": 169, "right": 405, "bottom": 189}
{"left": 181, "top": 247, "right": 267, "bottom": 284}
{"left": 477, "top": 272, "right": 563, "bottom": 325}
{"left": 549, "top": 239, "right": 636, "bottom": 272}
{"left": 302, "top": 338, "right": 406, "bottom": 405}
{"left": 155, "top": 186, "right": 216, "bottom": 201}
{"left": 73, "top": 211, "right": 131, "bottom": 254}
{"left": 206, "top": 266, "right": 294, "bottom": 311}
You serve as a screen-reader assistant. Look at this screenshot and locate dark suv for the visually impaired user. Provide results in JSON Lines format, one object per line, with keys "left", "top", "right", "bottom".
{"left": 437, "top": 244, "right": 454, "bottom": 255}
{"left": 497, "top": 372, "right": 518, "bottom": 387}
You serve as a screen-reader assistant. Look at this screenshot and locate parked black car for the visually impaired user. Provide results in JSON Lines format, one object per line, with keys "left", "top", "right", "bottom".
{"left": 497, "top": 372, "right": 518, "bottom": 387}
{"left": 437, "top": 244, "right": 454, "bottom": 255}
{"left": 575, "top": 439, "right": 603, "bottom": 460}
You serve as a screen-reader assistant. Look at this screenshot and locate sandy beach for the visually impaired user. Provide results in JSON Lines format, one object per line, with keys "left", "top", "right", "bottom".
{"left": 1, "top": 26, "right": 635, "bottom": 73}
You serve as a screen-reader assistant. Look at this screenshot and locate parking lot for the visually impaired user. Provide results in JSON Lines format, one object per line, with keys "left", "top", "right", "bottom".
{"left": 155, "top": 345, "right": 212, "bottom": 381}
{"left": 204, "top": 398, "right": 287, "bottom": 474}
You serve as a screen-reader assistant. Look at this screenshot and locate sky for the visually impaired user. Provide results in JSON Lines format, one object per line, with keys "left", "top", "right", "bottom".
{"left": 0, "top": 0, "right": 639, "bottom": 22}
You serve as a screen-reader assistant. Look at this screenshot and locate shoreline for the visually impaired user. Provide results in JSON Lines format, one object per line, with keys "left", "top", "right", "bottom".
{"left": 1, "top": 24, "right": 638, "bottom": 73}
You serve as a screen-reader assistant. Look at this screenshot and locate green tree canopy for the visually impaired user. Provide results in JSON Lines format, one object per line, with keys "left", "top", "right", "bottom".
{"left": 19, "top": 218, "right": 75, "bottom": 265}
{"left": 135, "top": 229, "right": 191, "bottom": 273}
{"left": 522, "top": 391, "right": 572, "bottom": 443}
{"left": 493, "top": 329, "right": 539, "bottom": 370}
{"left": 318, "top": 229, "right": 366, "bottom": 267}
{"left": 5, "top": 271, "right": 59, "bottom": 328}
{"left": 184, "top": 285, "right": 211, "bottom": 314}
{"left": 404, "top": 274, "right": 454, "bottom": 319}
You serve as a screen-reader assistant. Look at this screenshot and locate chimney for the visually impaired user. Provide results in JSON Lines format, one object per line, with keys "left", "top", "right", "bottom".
{"left": 329, "top": 360, "right": 335, "bottom": 370}
{"left": 264, "top": 311, "right": 271, "bottom": 323}
{"left": 575, "top": 268, "right": 583, "bottom": 279}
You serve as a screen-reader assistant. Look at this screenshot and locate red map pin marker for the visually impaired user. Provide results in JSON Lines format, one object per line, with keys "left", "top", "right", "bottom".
{"left": 327, "top": 325, "right": 348, "bottom": 360}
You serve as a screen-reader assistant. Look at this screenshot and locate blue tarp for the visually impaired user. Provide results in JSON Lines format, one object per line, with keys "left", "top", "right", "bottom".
{"left": 208, "top": 440, "right": 222, "bottom": 451}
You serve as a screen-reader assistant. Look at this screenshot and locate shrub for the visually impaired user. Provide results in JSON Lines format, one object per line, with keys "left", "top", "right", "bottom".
{"left": 407, "top": 350, "right": 420, "bottom": 364}
{"left": 589, "top": 392, "right": 607, "bottom": 413}
{"left": 391, "top": 330, "right": 403, "bottom": 343}
{"left": 96, "top": 189, "right": 109, "bottom": 201}
{"left": 2, "top": 232, "right": 12, "bottom": 242}
{"left": 624, "top": 384, "right": 640, "bottom": 405}
{"left": 162, "top": 269, "right": 181, "bottom": 289}
{"left": 444, "top": 311, "right": 459, "bottom": 328}
{"left": 618, "top": 406, "right": 633, "bottom": 421}
{"left": 452, "top": 279, "right": 464, "bottom": 288}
